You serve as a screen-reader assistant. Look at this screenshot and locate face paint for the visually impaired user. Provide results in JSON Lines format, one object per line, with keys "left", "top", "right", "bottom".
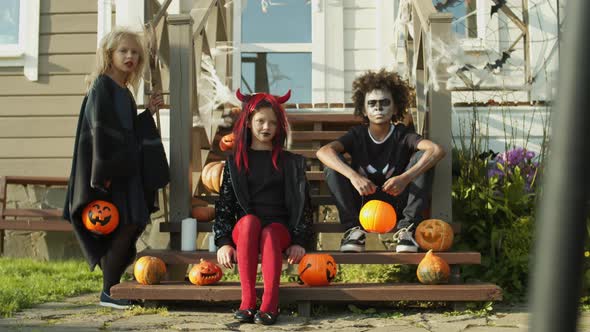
{"left": 363, "top": 89, "right": 395, "bottom": 125}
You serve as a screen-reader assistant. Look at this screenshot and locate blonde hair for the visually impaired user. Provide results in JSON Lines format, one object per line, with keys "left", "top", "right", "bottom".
{"left": 86, "top": 27, "right": 147, "bottom": 93}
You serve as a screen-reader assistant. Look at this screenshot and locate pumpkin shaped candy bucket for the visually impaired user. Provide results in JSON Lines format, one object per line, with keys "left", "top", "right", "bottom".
{"left": 82, "top": 200, "right": 119, "bottom": 235}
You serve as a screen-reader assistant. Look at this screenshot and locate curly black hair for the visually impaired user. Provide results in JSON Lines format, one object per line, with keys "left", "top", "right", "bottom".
{"left": 351, "top": 69, "right": 411, "bottom": 123}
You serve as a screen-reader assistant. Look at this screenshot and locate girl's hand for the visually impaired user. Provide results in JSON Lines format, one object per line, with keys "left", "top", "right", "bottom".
{"left": 217, "top": 245, "right": 236, "bottom": 269}
{"left": 147, "top": 91, "right": 164, "bottom": 115}
{"left": 285, "top": 244, "right": 306, "bottom": 264}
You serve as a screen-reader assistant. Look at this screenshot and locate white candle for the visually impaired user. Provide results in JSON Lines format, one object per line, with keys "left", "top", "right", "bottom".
{"left": 181, "top": 218, "right": 197, "bottom": 251}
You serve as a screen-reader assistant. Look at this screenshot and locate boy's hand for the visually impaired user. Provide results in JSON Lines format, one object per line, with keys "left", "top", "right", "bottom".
{"left": 285, "top": 245, "right": 305, "bottom": 264}
{"left": 382, "top": 175, "right": 410, "bottom": 196}
{"left": 147, "top": 91, "right": 164, "bottom": 115}
{"left": 217, "top": 245, "right": 236, "bottom": 269}
{"left": 350, "top": 174, "right": 377, "bottom": 196}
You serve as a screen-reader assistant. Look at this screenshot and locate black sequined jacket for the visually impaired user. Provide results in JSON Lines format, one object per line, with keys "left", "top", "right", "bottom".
{"left": 213, "top": 151, "right": 314, "bottom": 250}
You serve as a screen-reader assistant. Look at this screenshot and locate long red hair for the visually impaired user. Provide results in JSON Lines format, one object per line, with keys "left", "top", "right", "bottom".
{"left": 233, "top": 89, "right": 291, "bottom": 173}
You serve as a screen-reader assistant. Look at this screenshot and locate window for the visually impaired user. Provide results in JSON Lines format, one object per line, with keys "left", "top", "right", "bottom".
{"left": 234, "top": 0, "right": 312, "bottom": 103}
{"left": 432, "top": 0, "right": 488, "bottom": 50}
{"left": 0, "top": 0, "right": 40, "bottom": 81}
{"left": 0, "top": 0, "right": 23, "bottom": 56}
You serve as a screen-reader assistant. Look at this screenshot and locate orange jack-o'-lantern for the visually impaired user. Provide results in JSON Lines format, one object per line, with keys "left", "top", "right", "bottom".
{"left": 416, "top": 250, "right": 450, "bottom": 284}
{"left": 201, "top": 161, "right": 225, "bottom": 193}
{"left": 359, "top": 200, "right": 397, "bottom": 234}
{"left": 415, "top": 219, "right": 454, "bottom": 252}
{"left": 189, "top": 259, "right": 223, "bottom": 285}
{"left": 219, "top": 133, "right": 235, "bottom": 152}
{"left": 82, "top": 200, "right": 119, "bottom": 235}
{"left": 134, "top": 256, "right": 167, "bottom": 285}
{"left": 298, "top": 254, "right": 337, "bottom": 286}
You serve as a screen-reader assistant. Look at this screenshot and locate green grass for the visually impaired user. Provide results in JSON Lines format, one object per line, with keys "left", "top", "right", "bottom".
{"left": 0, "top": 258, "right": 102, "bottom": 317}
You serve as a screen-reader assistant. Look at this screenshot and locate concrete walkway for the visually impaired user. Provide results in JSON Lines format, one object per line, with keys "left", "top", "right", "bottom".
{"left": 1, "top": 293, "right": 590, "bottom": 331}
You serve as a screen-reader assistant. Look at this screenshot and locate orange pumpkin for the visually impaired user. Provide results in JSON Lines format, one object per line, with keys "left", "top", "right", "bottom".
{"left": 359, "top": 200, "right": 397, "bottom": 234}
{"left": 82, "top": 200, "right": 119, "bottom": 235}
{"left": 201, "top": 161, "right": 225, "bottom": 193}
{"left": 134, "top": 256, "right": 167, "bottom": 285}
{"left": 415, "top": 219, "right": 454, "bottom": 252}
{"left": 298, "top": 254, "right": 337, "bottom": 286}
{"left": 219, "top": 133, "right": 235, "bottom": 152}
{"left": 189, "top": 259, "right": 223, "bottom": 285}
{"left": 191, "top": 206, "right": 215, "bottom": 222}
{"left": 416, "top": 250, "right": 450, "bottom": 284}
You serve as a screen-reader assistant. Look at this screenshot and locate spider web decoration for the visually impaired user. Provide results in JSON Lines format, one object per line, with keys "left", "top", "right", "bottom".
{"left": 395, "top": 0, "right": 562, "bottom": 102}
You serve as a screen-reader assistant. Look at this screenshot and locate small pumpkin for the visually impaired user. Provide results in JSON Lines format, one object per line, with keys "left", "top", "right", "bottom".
{"left": 201, "top": 161, "right": 225, "bottom": 193}
{"left": 82, "top": 200, "right": 119, "bottom": 235}
{"left": 134, "top": 256, "right": 167, "bottom": 285}
{"left": 219, "top": 132, "right": 235, "bottom": 152}
{"left": 189, "top": 258, "right": 223, "bottom": 285}
{"left": 298, "top": 254, "right": 337, "bottom": 286}
{"left": 415, "top": 219, "right": 454, "bottom": 251}
{"left": 416, "top": 250, "right": 450, "bottom": 284}
{"left": 191, "top": 206, "right": 215, "bottom": 222}
{"left": 359, "top": 200, "right": 397, "bottom": 234}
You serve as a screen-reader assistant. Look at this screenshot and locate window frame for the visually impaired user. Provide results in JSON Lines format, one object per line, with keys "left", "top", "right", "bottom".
{"left": 232, "top": 0, "right": 313, "bottom": 102}
{"left": 0, "top": 0, "right": 40, "bottom": 81}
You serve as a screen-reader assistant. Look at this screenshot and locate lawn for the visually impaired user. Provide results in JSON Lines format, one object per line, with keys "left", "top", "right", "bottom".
{"left": 0, "top": 258, "right": 102, "bottom": 317}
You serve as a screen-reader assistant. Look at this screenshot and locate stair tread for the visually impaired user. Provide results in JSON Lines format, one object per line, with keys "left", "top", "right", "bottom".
{"left": 111, "top": 281, "right": 502, "bottom": 302}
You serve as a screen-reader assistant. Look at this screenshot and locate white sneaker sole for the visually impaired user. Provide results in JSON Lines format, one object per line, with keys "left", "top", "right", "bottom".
{"left": 99, "top": 300, "right": 132, "bottom": 310}
{"left": 340, "top": 243, "right": 365, "bottom": 252}
{"left": 396, "top": 245, "right": 418, "bottom": 253}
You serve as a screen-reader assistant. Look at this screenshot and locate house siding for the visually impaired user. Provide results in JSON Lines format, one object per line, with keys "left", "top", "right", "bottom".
{"left": 0, "top": 0, "right": 99, "bottom": 177}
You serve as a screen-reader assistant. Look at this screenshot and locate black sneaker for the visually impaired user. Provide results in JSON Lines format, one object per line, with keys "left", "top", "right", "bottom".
{"left": 392, "top": 224, "right": 419, "bottom": 253}
{"left": 340, "top": 226, "right": 366, "bottom": 252}
{"left": 99, "top": 291, "right": 134, "bottom": 309}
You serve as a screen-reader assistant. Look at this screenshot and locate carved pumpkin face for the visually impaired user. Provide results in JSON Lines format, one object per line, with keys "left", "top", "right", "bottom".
{"left": 189, "top": 259, "right": 223, "bottom": 285}
{"left": 219, "top": 133, "right": 235, "bottom": 152}
{"left": 82, "top": 200, "right": 119, "bottom": 235}
{"left": 359, "top": 200, "right": 397, "bottom": 233}
{"left": 298, "top": 254, "right": 337, "bottom": 286}
{"left": 415, "top": 219, "right": 454, "bottom": 252}
{"left": 134, "top": 256, "right": 167, "bottom": 285}
{"left": 201, "top": 161, "right": 225, "bottom": 193}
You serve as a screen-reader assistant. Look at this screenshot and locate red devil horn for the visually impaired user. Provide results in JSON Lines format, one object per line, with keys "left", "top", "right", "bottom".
{"left": 276, "top": 90, "right": 291, "bottom": 104}
{"left": 236, "top": 89, "right": 250, "bottom": 103}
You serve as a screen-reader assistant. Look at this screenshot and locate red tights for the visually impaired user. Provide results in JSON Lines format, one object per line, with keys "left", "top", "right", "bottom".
{"left": 232, "top": 214, "right": 291, "bottom": 314}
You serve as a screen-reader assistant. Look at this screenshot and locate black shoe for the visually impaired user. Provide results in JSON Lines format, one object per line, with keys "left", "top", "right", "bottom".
{"left": 99, "top": 291, "right": 134, "bottom": 309}
{"left": 254, "top": 310, "right": 279, "bottom": 325}
{"left": 392, "top": 224, "right": 419, "bottom": 253}
{"left": 340, "top": 226, "right": 366, "bottom": 252}
{"left": 234, "top": 308, "right": 256, "bottom": 323}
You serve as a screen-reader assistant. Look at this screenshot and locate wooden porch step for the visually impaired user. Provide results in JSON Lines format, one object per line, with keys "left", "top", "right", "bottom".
{"left": 138, "top": 249, "right": 480, "bottom": 265}
{"left": 111, "top": 281, "right": 502, "bottom": 302}
{"left": 159, "top": 221, "right": 461, "bottom": 234}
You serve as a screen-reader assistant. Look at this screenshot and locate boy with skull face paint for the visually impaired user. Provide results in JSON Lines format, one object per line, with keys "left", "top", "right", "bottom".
{"left": 316, "top": 69, "right": 446, "bottom": 253}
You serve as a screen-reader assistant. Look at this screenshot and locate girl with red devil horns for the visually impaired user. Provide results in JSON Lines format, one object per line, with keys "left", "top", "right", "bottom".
{"left": 213, "top": 89, "right": 314, "bottom": 325}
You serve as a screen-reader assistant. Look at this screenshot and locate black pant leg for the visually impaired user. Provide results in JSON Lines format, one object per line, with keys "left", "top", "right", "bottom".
{"left": 396, "top": 150, "right": 434, "bottom": 230}
{"left": 323, "top": 155, "right": 363, "bottom": 230}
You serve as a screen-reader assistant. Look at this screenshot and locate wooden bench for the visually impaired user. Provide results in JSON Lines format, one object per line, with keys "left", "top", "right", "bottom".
{"left": 0, "top": 176, "right": 72, "bottom": 255}
{"left": 111, "top": 110, "right": 502, "bottom": 315}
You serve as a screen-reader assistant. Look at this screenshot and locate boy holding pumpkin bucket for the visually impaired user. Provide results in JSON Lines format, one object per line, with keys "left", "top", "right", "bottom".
{"left": 63, "top": 28, "right": 168, "bottom": 309}
{"left": 316, "top": 69, "right": 446, "bottom": 253}
{"left": 213, "top": 90, "right": 314, "bottom": 325}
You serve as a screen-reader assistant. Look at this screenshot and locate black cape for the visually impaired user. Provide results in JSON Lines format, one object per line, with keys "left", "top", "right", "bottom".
{"left": 63, "top": 75, "right": 169, "bottom": 270}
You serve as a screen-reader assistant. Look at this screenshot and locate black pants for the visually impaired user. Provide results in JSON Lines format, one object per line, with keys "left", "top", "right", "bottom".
{"left": 324, "top": 151, "right": 434, "bottom": 231}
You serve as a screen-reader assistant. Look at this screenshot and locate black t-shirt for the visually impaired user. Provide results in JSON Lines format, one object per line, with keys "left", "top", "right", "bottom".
{"left": 246, "top": 149, "right": 289, "bottom": 224}
{"left": 337, "top": 124, "right": 423, "bottom": 186}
